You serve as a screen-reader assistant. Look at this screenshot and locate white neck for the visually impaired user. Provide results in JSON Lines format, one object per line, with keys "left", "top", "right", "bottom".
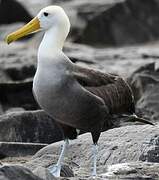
{"left": 38, "top": 26, "right": 68, "bottom": 59}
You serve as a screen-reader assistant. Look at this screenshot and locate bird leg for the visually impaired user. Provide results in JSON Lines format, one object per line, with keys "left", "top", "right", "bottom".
{"left": 48, "top": 139, "right": 69, "bottom": 177}
{"left": 92, "top": 143, "right": 98, "bottom": 177}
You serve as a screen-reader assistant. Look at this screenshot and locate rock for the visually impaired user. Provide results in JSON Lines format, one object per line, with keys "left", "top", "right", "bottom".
{"left": 0, "top": 79, "right": 37, "bottom": 111}
{"left": 129, "top": 62, "right": 159, "bottom": 121}
{"left": 0, "top": 0, "right": 32, "bottom": 25}
{"left": 140, "top": 135, "right": 159, "bottom": 163}
{"left": 26, "top": 154, "right": 74, "bottom": 177}
{"left": 0, "top": 142, "right": 47, "bottom": 158}
{"left": 31, "top": 123, "right": 159, "bottom": 177}
{"left": 64, "top": 42, "right": 157, "bottom": 77}
{"left": 33, "top": 165, "right": 73, "bottom": 178}
{"left": 129, "top": 62, "right": 156, "bottom": 101}
{"left": 68, "top": 0, "right": 159, "bottom": 46}
{"left": 3, "top": 0, "right": 159, "bottom": 46}
{"left": 1, "top": 161, "right": 159, "bottom": 180}
{"left": 1, "top": 35, "right": 159, "bottom": 78}
{"left": 33, "top": 166, "right": 56, "bottom": 180}
{"left": 82, "top": 0, "right": 159, "bottom": 46}
{"left": 101, "top": 162, "right": 159, "bottom": 179}
{"left": 0, "top": 44, "right": 37, "bottom": 111}
{"left": 60, "top": 0, "right": 124, "bottom": 44}
{"left": 0, "top": 44, "right": 37, "bottom": 81}
{"left": 0, "top": 165, "right": 42, "bottom": 180}
{"left": 0, "top": 110, "right": 63, "bottom": 143}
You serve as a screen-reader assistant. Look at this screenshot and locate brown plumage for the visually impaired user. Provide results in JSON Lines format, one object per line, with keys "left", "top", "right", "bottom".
{"left": 73, "top": 65, "right": 135, "bottom": 115}
{"left": 57, "top": 64, "right": 152, "bottom": 144}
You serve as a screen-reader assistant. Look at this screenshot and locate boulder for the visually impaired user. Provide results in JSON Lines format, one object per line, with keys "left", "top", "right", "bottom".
{"left": 0, "top": 80, "right": 37, "bottom": 111}
{"left": 0, "top": 110, "right": 63, "bottom": 143}
{"left": 0, "top": 43, "right": 37, "bottom": 81}
{"left": 0, "top": 165, "right": 43, "bottom": 180}
{"left": 1, "top": 123, "right": 159, "bottom": 179}
{"left": 101, "top": 162, "right": 159, "bottom": 179}
{"left": 0, "top": 43, "right": 37, "bottom": 111}
{"left": 0, "top": 142, "right": 47, "bottom": 158}
{"left": 33, "top": 167, "right": 57, "bottom": 180}
{"left": 56, "top": 0, "right": 159, "bottom": 46}
{"left": 32, "top": 123, "right": 159, "bottom": 177}
{"left": 0, "top": 0, "right": 32, "bottom": 25}
{"left": 25, "top": 152, "right": 74, "bottom": 177}
{"left": 25, "top": 153, "right": 74, "bottom": 177}
{"left": 64, "top": 42, "right": 157, "bottom": 77}
{"left": 33, "top": 165, "right": 74, "bottom": 178}
{"left": 129, "top": 62, "right": 159, "bottom": 121}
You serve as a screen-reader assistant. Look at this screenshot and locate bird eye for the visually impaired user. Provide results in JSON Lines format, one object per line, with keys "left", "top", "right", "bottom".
{"left": 44, "top": 12, "right": 49, "bottom": 17}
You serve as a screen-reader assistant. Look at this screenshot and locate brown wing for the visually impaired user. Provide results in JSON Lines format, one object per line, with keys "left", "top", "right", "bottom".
{"left": 72, "top": 64, "right": 117, "bottom": 87}
{"left": 72, "top": 64, "right": 135, "bottom": 115}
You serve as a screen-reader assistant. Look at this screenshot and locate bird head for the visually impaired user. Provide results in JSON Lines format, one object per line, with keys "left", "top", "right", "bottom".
{"left": 5, "top": 6, "right": 70, "bottom": 44}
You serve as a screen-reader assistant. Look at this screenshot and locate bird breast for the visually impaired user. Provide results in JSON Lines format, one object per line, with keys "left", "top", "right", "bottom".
{"left": 33, "top": 64, "right": 69, "bottom": 107}
{"left": 32, "top": 62, "right": 80, "bottom": 122}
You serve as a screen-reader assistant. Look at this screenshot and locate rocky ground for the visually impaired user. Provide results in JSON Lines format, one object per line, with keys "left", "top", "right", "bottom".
{"left": 0, "top": 0, "right": 159, "bottom": 179}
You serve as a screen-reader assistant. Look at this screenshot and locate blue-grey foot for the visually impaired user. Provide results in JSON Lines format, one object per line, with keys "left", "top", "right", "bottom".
{"left": 48, "top": 164, "right": 61, "bottom": 177}
{"left": 92, "top": 144, "right": 98, "bottom": 177}
{"left": 48, "top": 139, "right": 69, "bottom": 177}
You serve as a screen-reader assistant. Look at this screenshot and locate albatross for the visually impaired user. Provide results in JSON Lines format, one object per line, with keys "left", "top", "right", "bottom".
{"left": 5, "top": 6, "right": 153, "bottom": 177}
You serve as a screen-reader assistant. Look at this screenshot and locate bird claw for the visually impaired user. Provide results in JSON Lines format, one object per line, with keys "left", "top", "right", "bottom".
{"left": 48, "top": 164, "right": 61, "bottom": 177}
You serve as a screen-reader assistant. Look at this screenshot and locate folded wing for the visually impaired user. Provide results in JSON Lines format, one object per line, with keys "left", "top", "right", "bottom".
{"left": 73, "top": 65, "right": 135, "bottom": 115}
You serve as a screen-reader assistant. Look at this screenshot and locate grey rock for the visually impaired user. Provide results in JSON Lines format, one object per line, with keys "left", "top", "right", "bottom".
{"left": 0, "top": 44, "right": 37, "bottom": 111}
{"left": 32, "top": 123, "right": 159, "bottom": 177}
{"left": 31, "top": 162, "right": 159, "bottom": 179}
{"left": 0, "top": 45, "right": 37, "bottom": 81}
{"left": 0, "top": 165, "right": 42, "bottom": 180}
{"left": 129, "top": 62, "right": 156, "bottom": 101}
{"left": 101, "top": 162, "right": 159, "bottom": 179}
{"left": 129, "top": 62, "right": 159, "bottom": 121}
{"left": 0, "top": 0, "right": 32, "bottom": 25}
{"left": 64, "top": 0, "right": 159, "bottom": 46}
{"left": 140, "top": 135, "right": 159, "bottom": 163}
{"left": 25, "top": 154, "right": 74, "bottom": 177}
{"left": 17, "top": 0, "right": 159, "bottom": 46}
{"left": 4, "top": 0, "right": 159, "bottom": 47}
{"left": 0, "top": 79, "right": 37, "bottom": 111}
{"left": 0, "top": 142, "right": 47, "bottom": 158}
{"left": 1, "top": 38, "right": 158, "bottom": 79}
{"left": 33, "top": 166, "right": 56, "bottom": 180}
{"left": 0, "top": 110, "right": 63, "bottom": 143}
{"left": 64, "top": 42, "right": 157, "bottom": 77}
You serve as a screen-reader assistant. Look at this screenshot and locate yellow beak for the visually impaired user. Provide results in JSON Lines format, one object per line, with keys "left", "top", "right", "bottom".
{"left": 5, "top": 17, "right": 40, "bottom": 44}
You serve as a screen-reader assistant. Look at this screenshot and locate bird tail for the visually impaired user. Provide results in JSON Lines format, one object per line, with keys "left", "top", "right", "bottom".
{"left": 122, "top": 114, "right": 154, "bottom": 126}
